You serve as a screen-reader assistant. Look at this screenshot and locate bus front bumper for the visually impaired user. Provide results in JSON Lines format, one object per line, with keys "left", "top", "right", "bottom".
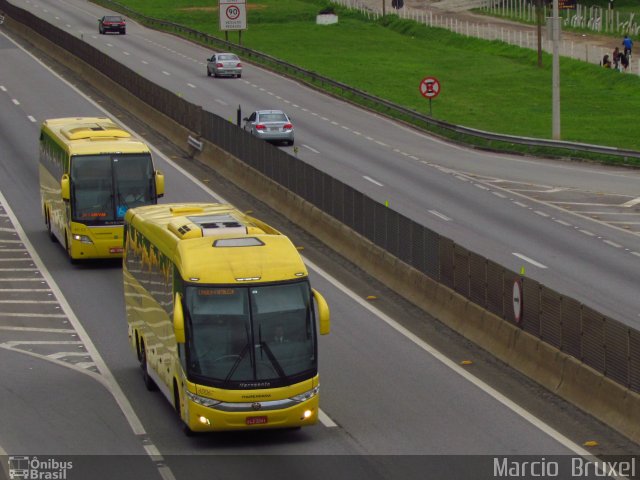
{"left": 68, "top": 229, "right": 124, "bottom": 260}
{"left": 184, "top": 395, "right": 320, "bottom": 432}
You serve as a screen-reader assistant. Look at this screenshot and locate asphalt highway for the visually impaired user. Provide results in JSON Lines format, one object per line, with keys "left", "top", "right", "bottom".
{"left": 0, "top": 3, "right": 638, "bottom": 479}
{"left": 11, "top": 0, "right": 640, "bottom": 326}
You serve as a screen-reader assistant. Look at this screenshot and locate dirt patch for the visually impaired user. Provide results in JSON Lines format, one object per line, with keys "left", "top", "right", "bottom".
{"left": 178, "top": 4, "right": 268, "bottom": 12}
{"left": 178, "top": 6, "right": 218, "bottom": 12}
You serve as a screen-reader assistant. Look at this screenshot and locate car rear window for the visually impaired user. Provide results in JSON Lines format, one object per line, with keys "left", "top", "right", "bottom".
{"left": 105, "top": 16, "right": 123, "bottom": 22}
{"left": 218, "top": 55, "right": 238, "bottom": 61}
{"left": 259, "top": 113, "right": 287, "bottom": 122}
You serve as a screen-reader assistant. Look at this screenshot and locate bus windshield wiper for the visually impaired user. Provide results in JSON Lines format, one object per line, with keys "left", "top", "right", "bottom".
{"left": 223, "top": 343, "right": 250, "bottom": 386}
{"left": 259, "top": 342, "right": 286, "bottom": 379}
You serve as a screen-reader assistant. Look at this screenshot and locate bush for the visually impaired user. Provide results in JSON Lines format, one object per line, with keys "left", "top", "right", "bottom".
{"left": 318, "top": 6, "right": 336, "bottom": 15}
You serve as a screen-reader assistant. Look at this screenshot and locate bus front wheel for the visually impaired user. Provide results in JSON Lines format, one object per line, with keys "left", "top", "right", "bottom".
{"left": 174, "top": 382, "right": 194, "bottom": 437}
{"left": 65, "top": 233, "right": 78, "bottom": 264}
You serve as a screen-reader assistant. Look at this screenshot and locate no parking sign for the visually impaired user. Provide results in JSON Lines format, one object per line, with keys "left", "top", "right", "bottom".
{"left": 419, "top": 76, "right": 441, "bottom": 116}
{"left": 419, "top": 77, "right": 441, "bottom": 99}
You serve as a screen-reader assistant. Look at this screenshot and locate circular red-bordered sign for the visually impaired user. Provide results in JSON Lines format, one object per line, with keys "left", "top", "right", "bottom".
{"left": 419, "top": 77, "right": 441, "bottom": 99}
{"left": 225, "top": 5, "right": 241, "bottom": 20}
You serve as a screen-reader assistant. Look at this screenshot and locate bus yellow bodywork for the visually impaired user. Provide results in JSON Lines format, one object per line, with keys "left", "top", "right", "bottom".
{"left": 39, "top": 117, "right": 164, "bottom": 262}
{"left": 123, "top": 203, "right": 330, "bottom": 433}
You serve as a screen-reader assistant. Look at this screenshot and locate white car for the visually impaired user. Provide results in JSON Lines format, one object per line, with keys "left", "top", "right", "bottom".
{"left": 243, "top": 110, "right": 294, "bottom": 146}
{"left": 206, "top": 53, "right": 242, "bottom": 78}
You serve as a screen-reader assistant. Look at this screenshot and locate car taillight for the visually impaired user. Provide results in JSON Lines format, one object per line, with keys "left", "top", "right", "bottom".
{"left": 283, "top": 123, "right": 293, "bottom": 130}
{"left": 255, "top": 124, "right": 266, "bottom": 130}
{"left": 216, "top": 63, "right": 224, "bottom": 68}
{"left": 237, "top": 63, "right": 242, "bottom": 67}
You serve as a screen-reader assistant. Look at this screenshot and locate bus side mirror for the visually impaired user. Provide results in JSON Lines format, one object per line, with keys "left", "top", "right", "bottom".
{"left": 312, "top": 289, "right": 330, "bottom": 335}
{"left": 155, "top": 171, "right": 165, "bottom": 198}
{"left": 61, "top": 175, "right": 70, "bottom": 201}
{"left": 173, "top": 293, "right": 185, "bottom": 344}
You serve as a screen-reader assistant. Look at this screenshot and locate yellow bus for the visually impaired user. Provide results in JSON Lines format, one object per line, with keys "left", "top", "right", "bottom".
{"left": 123, "top": 203, "right": 330, "bottom": 434}
{"left": 39, "top": 117, "right": 165, "bottom": 262}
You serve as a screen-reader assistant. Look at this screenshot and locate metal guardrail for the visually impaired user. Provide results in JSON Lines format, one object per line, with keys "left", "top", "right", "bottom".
{"left": 95, "top": 0, "right": 640, "bottom": 162}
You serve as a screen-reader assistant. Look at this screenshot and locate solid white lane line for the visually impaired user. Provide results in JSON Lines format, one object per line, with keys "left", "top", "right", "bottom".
{"left": 363, "top": 176, "right": 384, "bottom": 187}
{"left": 303, "top": 257, "right": 594, "bottom": 458}
{"left": 318, "top": 409, "right": 337, "bottom": 427}
{"left": 0, "top": 189, "right": 146, "bottom": 435}
{"left": 512, "top": 253, "right": 548, "bottom": 269}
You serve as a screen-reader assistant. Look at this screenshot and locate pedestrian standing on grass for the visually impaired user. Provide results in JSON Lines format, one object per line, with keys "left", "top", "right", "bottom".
{"left": 620, "top": 52, "right": 629, "bottom": 71}
{"left": 612, "top": 47, "right": 621, "bottom": 70}
{"left": 602, "top": 54, "right": 612, "bottom": 68}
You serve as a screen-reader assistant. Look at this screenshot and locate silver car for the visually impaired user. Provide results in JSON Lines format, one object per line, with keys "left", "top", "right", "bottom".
{"left": 206, "top": 53, "right": 242, "bottom": 78}
{"left": 243, "top": 110, "right": 295, "bottom": 146}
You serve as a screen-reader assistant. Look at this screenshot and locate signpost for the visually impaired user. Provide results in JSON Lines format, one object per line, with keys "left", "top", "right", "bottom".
{"left": 419, "top": 76, "right": 440, "bottom": 116}
{"left": 219, "top": 0, "right": 247, "bottom": 43}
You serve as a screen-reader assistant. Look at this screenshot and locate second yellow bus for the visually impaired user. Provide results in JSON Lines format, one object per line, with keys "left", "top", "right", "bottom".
{"left": 39, "top": 117, "right": 164, "bottom": 262}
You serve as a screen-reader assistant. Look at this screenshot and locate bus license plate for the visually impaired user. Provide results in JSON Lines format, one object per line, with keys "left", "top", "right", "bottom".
{"left": 246, "top": 416, "right": 268, "bottom": 425}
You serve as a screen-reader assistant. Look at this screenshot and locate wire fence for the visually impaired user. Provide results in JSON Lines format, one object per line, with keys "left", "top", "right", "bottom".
{"left": 332, "top": 0, "right": 640, "bottom": 73}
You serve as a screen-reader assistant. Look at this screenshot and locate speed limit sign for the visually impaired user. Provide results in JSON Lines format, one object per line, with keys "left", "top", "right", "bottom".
{"left": 219, "top": 0, "right": 247, "bottom": 30}
{"left": 226, "top": 5, "right": 241, "bottom": 19}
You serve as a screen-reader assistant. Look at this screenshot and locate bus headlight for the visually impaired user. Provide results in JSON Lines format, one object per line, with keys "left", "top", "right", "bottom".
{"left": 185, "top": 390, "right": 222, "bottom": 408}
{"left": 290, "top": 386, "right": 319, "bottom": 403}
{"left": 72, "top": 234, "right": 94, "bottom": 244}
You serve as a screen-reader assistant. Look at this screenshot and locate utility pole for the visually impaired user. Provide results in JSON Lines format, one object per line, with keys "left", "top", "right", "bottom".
{"left": 551, "top": 0, "right": 561, "bottom": 140}
{"left": 536, "top": 0, "right": 543, "bottom": 67}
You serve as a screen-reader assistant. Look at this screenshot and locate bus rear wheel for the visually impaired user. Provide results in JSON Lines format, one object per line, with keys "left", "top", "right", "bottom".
{"left": 45, "top": 210, "right": 56, "bottom": 243}
{"left": 140, "top": 340, "right": 157, "bottom": 391}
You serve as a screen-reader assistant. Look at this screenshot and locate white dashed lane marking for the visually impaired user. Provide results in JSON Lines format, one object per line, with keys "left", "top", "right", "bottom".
{"left": 512, "top": 253, "right": 548, "bottom": 269}
{"left": 363, "top": 176, "right": 384, "bottom": 187}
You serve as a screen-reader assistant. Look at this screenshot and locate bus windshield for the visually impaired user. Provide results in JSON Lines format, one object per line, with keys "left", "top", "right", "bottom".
{"left": 71, "top": 153, "right": 155, "bottom": 224}
{"left": 185, "top": 281, "right": 317, "bottom": 389}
